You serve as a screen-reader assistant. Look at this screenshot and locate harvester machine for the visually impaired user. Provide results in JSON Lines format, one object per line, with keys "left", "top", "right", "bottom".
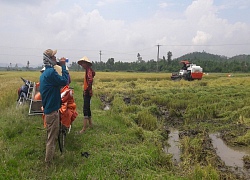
{"left": 171, "top": 60, "right": 203, "bottom": 81}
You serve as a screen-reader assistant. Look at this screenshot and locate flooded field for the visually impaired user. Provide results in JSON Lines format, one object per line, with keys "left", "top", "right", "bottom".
{"left": 96, "top": 72, "right": 250, "bottom": 179}
{"left": 164, "top": 129, "right": 180, "bottom": 164}
{"left": 210, "top": 133, "right": 250, "bottom": 178}
{"left": 210, "top": 133, "right": 250, "bottom": 168}
{"left": 164, "top": 129, "right": 250, "bottom": 179}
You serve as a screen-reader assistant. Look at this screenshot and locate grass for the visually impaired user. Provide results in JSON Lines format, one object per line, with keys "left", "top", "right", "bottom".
{"left": 0, "top": 71, "right": 250, "bottom": 179}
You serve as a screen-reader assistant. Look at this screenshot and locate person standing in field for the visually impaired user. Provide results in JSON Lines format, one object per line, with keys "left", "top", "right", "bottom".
{"left": 39, "top": 49, "right": 68, "bottom": 164}
{"left": 77, "top": 56, "right": 95, "bottom": 134}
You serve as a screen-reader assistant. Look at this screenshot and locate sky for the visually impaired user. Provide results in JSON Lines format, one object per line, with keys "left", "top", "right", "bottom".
{"left": 0, "top": 0, "right": 250, "bottom": 67}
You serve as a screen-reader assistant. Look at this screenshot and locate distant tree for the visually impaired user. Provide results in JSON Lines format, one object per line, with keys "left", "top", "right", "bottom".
{"left": 106, "top": 58, "right": 115, "bottom": 71}
{"left": 76, "top": 51, "right": 250, "bottom": 73}
{"left": 163, "top": 56, "right": 166, "bottom": 61}
{"left": 69, "top": 62, "right": 81, "bottom": 71}
{"left": 167, "top": 51, "right": 172, "bottom": 62}
{"left": 138, "top": 65, "right": 146, "bottom": 72}
{"left": 26, "top": 61, "right": 30, "bottom": 70}
{"left": 137, "top": 53, "right": 142, "bottom": 62}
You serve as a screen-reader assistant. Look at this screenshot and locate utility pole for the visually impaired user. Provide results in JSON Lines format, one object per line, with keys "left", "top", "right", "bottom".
{"left": 99, "top": 50, "right": 102, "bottom": 62}
{"left": 156, "top": 44, "right": 161, "bottom": 72}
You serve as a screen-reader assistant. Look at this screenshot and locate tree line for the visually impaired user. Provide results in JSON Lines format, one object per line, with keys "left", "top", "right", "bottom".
{"left": 68, "top": 51, "right": 250, "bottom": 73}
{"left": 3, "top": 51, "right": 250, "bottom": 73}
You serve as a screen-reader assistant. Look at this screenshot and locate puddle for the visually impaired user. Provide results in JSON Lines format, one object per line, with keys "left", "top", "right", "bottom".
{"left": 210, "top": 133, "right": 250, "bottom": 168}
{"left": 104, "top": 105, "right": 110, "bottom": 111}
{"left": 163, "top": 130, "right": 250, "bottom": 178}
{"left": 99, "top": 95, "right": 111, "bottom": 111}
{"left": 210, "top": 133, "right": 250, "bottom": 179}
{"left": 164, "top": 129, "right": 181, "bottom": 163}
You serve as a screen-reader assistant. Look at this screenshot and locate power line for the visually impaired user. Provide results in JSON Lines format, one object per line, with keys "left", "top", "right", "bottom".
{"left": 0, "top": 43, "right": 249, "bottom": 51}
{"left": 0, "top": 43, "right": 249, "bottom": 63}
{"left": 161, "top": 43, "right": 250, "bottom": 47}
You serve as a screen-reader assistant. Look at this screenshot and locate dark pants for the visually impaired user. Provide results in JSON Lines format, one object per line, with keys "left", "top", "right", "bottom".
{"left": 83, "top": 93, "right": 91, "bottom": 118}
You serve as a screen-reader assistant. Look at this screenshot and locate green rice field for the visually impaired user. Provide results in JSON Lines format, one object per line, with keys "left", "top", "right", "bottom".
{"left": 0, "top": 71, "right": 250, "bottom": 179}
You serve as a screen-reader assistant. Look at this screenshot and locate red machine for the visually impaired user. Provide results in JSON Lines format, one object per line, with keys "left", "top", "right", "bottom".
{"left": 171, "top": 60, "right": 203, "bottom": 81}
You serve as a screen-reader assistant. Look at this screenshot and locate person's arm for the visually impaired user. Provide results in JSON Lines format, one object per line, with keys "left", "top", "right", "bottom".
{"left": 87, "top": 68, "right": 93, "bottom": 90}
{"left": 68, "top": 74, "right": 71, "bottom": 85}
{"left": 51, "top": 58, "right": 69, "bottom": 86}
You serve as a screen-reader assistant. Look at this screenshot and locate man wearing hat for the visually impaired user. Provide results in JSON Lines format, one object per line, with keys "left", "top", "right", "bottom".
{"left": 78, "top": 56, "right": 95, "bottom": 134}
{"left": 39, "top": 49, "right": 69, "bottom": 164}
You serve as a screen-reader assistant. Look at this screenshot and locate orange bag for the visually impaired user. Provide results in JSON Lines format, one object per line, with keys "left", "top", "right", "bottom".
{"left": 34, "top": 92, "right": 42, "bottom": 100}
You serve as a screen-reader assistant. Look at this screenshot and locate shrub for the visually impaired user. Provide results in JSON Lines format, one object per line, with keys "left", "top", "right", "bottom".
{"left": 134, "top": 127, "right": 145, "bottom": 141}
{"left": 136, "top": 110, "right": 157, "bottom": 131}
{"left": 111, "top": 95, "right": 125, "bottom": 113}
{"left": 123, "top": 105, "right": 141, "bottom": 114}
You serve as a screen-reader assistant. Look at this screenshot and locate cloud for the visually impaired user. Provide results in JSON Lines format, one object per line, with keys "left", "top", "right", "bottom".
{"left": 0, "top": 0, "right": 250, "bottom": 66}
{"left": 96, "top": 0, "right": 127, "bottom": 7}
{"left": 158, "top": 3, "right": 168, "bottom": 8}
{"left": 185, "top": 0, "right": 217, "bottom": 21}
{"left": 192, "top": 31, "right": 212, "bottom": 45}
{"left": 218, "top": 0, "right": 250, "bottom": 10}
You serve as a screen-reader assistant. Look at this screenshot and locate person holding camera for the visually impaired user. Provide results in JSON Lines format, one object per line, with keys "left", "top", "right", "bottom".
{"left": 39, "top": 49, "right": 69, "bottom": 164}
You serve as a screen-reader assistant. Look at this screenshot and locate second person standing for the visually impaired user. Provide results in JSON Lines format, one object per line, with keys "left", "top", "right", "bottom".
{"left": 77, "top": 56, "right": 95, "bottom": 134}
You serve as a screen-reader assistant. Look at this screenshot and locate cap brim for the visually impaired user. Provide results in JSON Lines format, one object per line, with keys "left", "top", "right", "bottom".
{"left": 78, "top": 60, "right": 92, "bottom": 65}
{"left": 77, "top": 60, "right": 84, "bottom": 65}
{"left": 52, "top": 49, "right": 57, "bottom": 56}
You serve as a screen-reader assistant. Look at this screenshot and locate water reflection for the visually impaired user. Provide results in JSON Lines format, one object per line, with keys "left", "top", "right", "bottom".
{"left": 104, "top": 105, "right": 110, "bottom": 111}
{"left": 209, "top": 133, "right": 250, "bottom": 168}
{"left": 164, "top": 129, "right": 181, "bottom": 163}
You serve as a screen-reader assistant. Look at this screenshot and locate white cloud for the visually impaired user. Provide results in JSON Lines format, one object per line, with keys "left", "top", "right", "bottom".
{"left": 158, "top": 3, "right": 168, "bottom": 8}
{"left": 192, "top": 31, "right": 212, "bottom": 45}
{"left": 185, "top": 0, "right": 217, "bottom": 21}
{"left": 96, "top": 0, "right": 127, "bottom": 7}
{"left": 0, "top": 0, "right": 250, "bottom": 66}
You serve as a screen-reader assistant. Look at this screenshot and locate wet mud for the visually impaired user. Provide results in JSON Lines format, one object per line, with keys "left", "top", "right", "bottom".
{"left": 100, "top": 95, "right": 112, "bottom": 110}
{"left": 165, "top": 129, "right": 250, "bottom": 179}
{"left": 164, "top": 129, "right": 180, "bottom": 164}
{"left": 99, "top": 95, "right": 250, "bottom": 178}
{"left": 160, "top": 106, "right": 185, "bottom": 127}
{"left": 99, "top": 95, "right": 131, "bottom": 110}
{"left": 210, "top": 133, "right": 250, "bottom": 178}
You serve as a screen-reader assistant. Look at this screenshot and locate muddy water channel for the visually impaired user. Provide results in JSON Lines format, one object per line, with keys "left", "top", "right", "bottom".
{"left": 164, "top": 129, "right": 180, "bottom": 164}
{"left": 210, "top": 133, "right": 250, "bottom": 178}
{"left": 165, "top": 129, "right": 250, "bottom": 178}
{"left": 210, "top": 133, "right": 250, "bottom": 168}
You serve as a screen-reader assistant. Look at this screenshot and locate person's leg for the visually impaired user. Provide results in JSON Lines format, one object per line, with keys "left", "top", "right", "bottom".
{"left": 80, "top": 118, "right": 88, "bottom": 133}
{"left": 80, "top": 93, "right": 91, "bottom": 133}
{"left": 88, "top": 117, "right": 92, "bottom": 128}
{"left": 88, "top": 96, "right": 92, "bottom": 127}
{"left": 45, "top": 111, "right": 59, "bottom": 163}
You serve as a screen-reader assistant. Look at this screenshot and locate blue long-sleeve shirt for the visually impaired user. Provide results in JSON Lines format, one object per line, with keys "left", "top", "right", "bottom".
{"left": 40, "top": 65, "right": 68, "bottom": 114}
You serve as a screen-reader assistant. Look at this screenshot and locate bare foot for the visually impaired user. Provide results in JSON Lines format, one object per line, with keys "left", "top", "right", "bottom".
{"left": 79, "top": 129, "right": 86, "bottom": 134}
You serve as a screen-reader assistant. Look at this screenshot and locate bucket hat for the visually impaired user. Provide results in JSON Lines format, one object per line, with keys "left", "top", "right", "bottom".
{"left": 44, "top": 49, "right": 57, "bottom": 58}
{"left": 78, "top": 56, "right": 92, "bottom": 65}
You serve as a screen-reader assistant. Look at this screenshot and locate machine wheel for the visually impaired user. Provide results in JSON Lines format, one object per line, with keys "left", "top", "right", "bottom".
{"left": 171, "top": 77, "right": 182, "bottom": 81}
{"left": 186, "top": 71, "right": 193, "bottom": 81}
